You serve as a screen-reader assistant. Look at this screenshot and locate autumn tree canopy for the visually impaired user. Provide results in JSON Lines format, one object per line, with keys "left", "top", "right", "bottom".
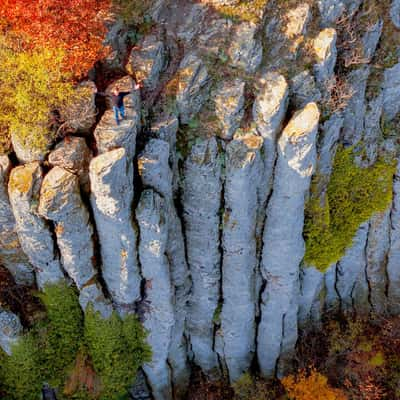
{"left": 0, "top": 0, "right": 112, "bottom": 79}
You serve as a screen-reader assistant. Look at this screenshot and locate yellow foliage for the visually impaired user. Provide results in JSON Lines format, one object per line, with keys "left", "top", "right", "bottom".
{"left": 281, "top": 368, "right": 347, "bottom": 400}
{"left": 0, "top": 34, "right": 75, "bottom": 153}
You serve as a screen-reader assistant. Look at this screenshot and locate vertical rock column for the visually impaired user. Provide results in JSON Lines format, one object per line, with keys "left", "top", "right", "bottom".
{"left": 0, "top": 156, "right": 34, "bottom": 285}
{"left": 38, "top": 166, "right": 111, "bottom": 317}
{"left": 138, "top": 139, "right": 190, "bottom": 396}
{"left": 183, "top": 137, "right": 222, "bottom": 377}
{"left": 89, "top": 148, "right": 141, "bottom": 312}
{"left": 137, "top": 190, "right": 174, "bottom": 400}
{"left": 258, "top": 103, "right": 319, "bottom": 377}
{"left": 218, "top": 134, "right": 263, "bottom": 382}
{"left": 8, "top": 163, "right": 64, "bottom": 288}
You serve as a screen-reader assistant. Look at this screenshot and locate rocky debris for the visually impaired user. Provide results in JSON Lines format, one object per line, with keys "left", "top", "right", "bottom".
{"left": 342, "top": 66, "right": 370, "bottom": 146}
{"left": 48, "top": 136, "right": 92, "bottom": 194}
{"left": 290, "top": 71, "right": 321, "bottom": 109}
{"left": 89, "top": 148, "right": 141, "bottom": 311}
{"left": 366, "top": 210, "right": 391, "bottom": 315}
{"left": 11, "top": 132, "right": 51, "bottom": 164}
{"left": 387, "top": 159, "right": 400, "bottom": 314}
{"left": 175, "top": 53, "right": 211, "bottom": 124}
{"left": 78, "top": 282, "right": 112, "bottom": 319}
{"left": 258, "top": 103, "right": 319, "bottom": 377}
{"left": 150, "top": 115, "right": 180, "bottom": 195}
{"left": 8, "top": 163, "right": 64, "bottom": 289}
{"left": 228, "top": 21, "right": 263, "bottom": 73}
{"left": 335, "top": 223, "right": 369, "bottom": 314}
{"left": 214, "top": 79, "right": 245, "bottom": 140}
{"left": 218, "top": 134, "right": 263, "bottom": 382}
{"left": 0, "top": 310, "right": 22, "bottom": 355}
{"left": 94, "top": 76, "right": 141, "bottom": 159}
{"left": 0, "top": 156, "right": 34, "bottom": 286}
{"left": 183, "top": 137, "right": 221, "bottom": 377}
{"left": 313, "top": 28, "right": 337, "bottom": 86}
{"left": 197, "top": 18, "right": 233, "bottom": 56}
{"left": 176, "top": 3, "right": 208, "bottom": 43}
{"left": 382, "top": 62, "right": 400, "bottom": 121}
{"left": 298, "top": 266, "right": 324, "bottom": 328}
{"left": 138, "top": 139, "right": 190, "bottom": 395}
{"left": 362, "top": 20, "right": 383, "bottom": 63}
{"left": 391, "top": 0, "right": 400, "bottom": 29}
{"left": 38, "top": 167, "right": 96, "bottom": 290}
{"left": 127, "top": 35, "right": 168, "bottom": 91}
{"left": 137, "top": 190, "right": 174, "bottom": 400}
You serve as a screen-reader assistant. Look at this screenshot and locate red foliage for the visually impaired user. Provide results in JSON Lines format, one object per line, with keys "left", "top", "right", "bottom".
{"left": 0, "top": 0, "right": 112, "bottom": 78}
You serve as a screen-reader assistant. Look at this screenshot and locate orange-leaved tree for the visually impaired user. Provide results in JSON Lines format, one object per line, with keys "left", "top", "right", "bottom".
{"left": 281, "top": 368, "right": 348, "bottom": 400}
{"left": 0, "top": 0, "right": 112, "bottom": 79}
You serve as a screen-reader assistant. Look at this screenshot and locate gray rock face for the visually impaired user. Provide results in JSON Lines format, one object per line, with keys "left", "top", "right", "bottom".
{"left": 387, "top": 159, "right": 400, "bottom": 314}
{"left": 78, "top": 282, "right": 112, "bottom": 319}
{"left": 366, "top": 210, "right": 391, "bottom": 315}
{"left": 335, "top": 223, "right": 369, "bottom": 314}
{"left": 313, "top": 28, "right": 337, "bottom": 86}
{"left": 8, "top": 163, "right": 64, "bottom": 289}
{"left": 0, "top": 156, "right": 34, "bottom": 285}
{"left": 137, "top": 190, "right": 174, "bottom": 400}
{"left": 228, "top": 21, "right": 262, "bottom": 73}
{"left": 317, "top": 0, "right": 345, "bottom": 27}
{"left": 38, "top": 167, "right": 96, "bottom": 290}
{"left": 183, "top": 138, "right": 221, "bottom": 377}
{"left": 94, "top": 76, "right": 141, "bottom": 158}
{"left": 342, "top": 66, "right": 370, "bottom": 146}
{"left": 138, "top": 139, "right": 190, "bottom": 396}
{"left": 362, "top": 20, "right": 383, "bottom": 63}
{"left": 48, "top": 136, "right": 92, "bottom": 194}
{"left": 214, "top": 79, "right": 245, "bottom": 140}
{"left": 0, "top": 310, "right": 22, "bottom": 355}
{"left": 290, "top": 71, "right": 321, "bottom": 109}
{"left": 89, "top": 148, "right": 141, "bottom": 310}
{"left": 258, "top": 103, "right": 319, "bottom": 377}
{"left": 298, "top": 266, "right": 324, "bottom": 328}
{"left": 176, "top": 53, "right": 211, "bottom": 124}
{"left": 218, "top": 135, "right": 263, "bottom": 382}
{"left": 382, "top": 62, "right": 400, "bottom": 121}
{"left": 391, "top": 0, "right": 400, "bottom": 29}
{"left": 127, "top": 35, "right": 167, "bottom": 91}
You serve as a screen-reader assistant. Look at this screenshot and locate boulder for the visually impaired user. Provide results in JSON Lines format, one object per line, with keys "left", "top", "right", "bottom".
{"left": 175, "top": 53, "right": 211, "bottom": 124}
{"left": 11, "top": 132, "right": 51, "bottom": 164}
{"left": 218, "top": 134, "right": 263, "bottom": 381}
{"left": 89, "top": 148, "right": 141, "bottom": 311}
{"left": 78, "top": 283, "right": 112, "bottom": 319}
{"left": 94, "top": 76, "right": 141, "bottom": 159}
{"left": 0, "top": 156, "right": 34, "bottom": 285}
{"left": 258, "top": 103, "right": 319, "bottom": 377}
{"left": 127, "top": 35, "right": 167, "bottom": 91}
{"left": 38, "top": 167, "right": 96, "bottom": 290}
{"left": 228, "top": 21, "right": 263, "bottom": 73}
{"left": 0, "top": 310, "right": 22, "bottom": 356}
{"left": 313, "top": 28, "right": 337, "bottom": 86}
{"left": 8, "top": 163, "right": 64, "bottom": 289}
{"left": 214, "top": 79, "right": 245, "bottom": 140}
{"left": 183, "top": 138, "right": 222, "bottom": 377}
{"left": 48, "top": 136, "right": 92, "bottom": 194}
{"left": 137, "top": 190, "right": 174, "bottom": 400}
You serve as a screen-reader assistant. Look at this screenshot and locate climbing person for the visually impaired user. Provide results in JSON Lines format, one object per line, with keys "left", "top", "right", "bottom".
{"left": 94, "top": 81, "right": 142, "bottom": 125}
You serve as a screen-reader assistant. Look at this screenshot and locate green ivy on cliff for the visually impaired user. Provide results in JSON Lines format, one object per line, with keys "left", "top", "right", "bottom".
{"left": 84, "top": 305, "right": 151, "bottom": 400}
{"left": 304, "top": 147, "right": 395, "bottom": 271}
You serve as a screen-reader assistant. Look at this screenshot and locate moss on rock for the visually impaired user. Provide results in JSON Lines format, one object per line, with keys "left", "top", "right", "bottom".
{"left": 304, "top": 147, "right": 395, "bottom": 271}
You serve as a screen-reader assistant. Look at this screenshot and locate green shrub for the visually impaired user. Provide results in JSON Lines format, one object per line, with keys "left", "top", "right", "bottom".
{"left": 304, "top": 147, "right": 395, "bottom": 271}
{"left": 84, "top": 306, "right": 151, "bottom": 400}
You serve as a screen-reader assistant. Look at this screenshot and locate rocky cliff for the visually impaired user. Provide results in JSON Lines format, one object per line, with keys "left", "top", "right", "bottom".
{"left": 2, "top": 0, "right": 400, "bottom": 398}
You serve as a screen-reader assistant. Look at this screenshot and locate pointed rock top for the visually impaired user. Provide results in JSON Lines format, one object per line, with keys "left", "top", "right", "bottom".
{"left": 283, "top": 102, "right": 320, "bottom": 138}
{"left": 9, "top": 162, "right": 41, "bottom": 195}
{"left": 313, "top": 28, "right": 337, "bottom": 62}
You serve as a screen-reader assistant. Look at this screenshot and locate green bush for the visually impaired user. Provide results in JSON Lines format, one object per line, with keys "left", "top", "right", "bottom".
{"left": 84, "top": 306, "right": 151, "bottom": 400}
{"left": 304, "top": 147, "right": 395, "bottom": 271}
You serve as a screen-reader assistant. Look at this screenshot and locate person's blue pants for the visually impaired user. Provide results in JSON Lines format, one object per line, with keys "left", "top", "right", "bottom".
{"left": 113, "top": 105, "right": 125, "bottom": 124}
